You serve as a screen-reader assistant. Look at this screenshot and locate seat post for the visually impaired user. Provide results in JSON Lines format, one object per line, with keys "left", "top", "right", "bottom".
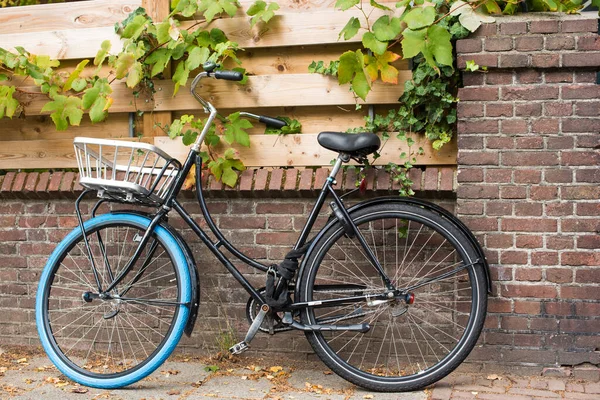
{"left": 328, "top": 154, "right": 348, "bottom": 183}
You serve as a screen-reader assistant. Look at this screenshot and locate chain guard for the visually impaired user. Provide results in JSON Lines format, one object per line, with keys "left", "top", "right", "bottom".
{"left": 245, "top": 288, "right": 294, "bottom": 334}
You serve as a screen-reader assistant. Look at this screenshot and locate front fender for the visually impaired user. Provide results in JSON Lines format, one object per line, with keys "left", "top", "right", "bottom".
{"left": 112, "top": 211, "right": 200, "bottom": 336}
{"left": 295, "top": 197, "right": 492, "bottom": 298}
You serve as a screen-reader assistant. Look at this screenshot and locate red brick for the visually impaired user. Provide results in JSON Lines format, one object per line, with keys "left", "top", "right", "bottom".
{"left": 562, "top": 85, "right": 600, "bottom": 99}
{"left": 59, "top": 171, "right": 76, "bottom": 193}
{"left": 439, "top": 168, "right": 454, "bottom": 191}
{"left": 471, "top": 23, "right": 498, "bottom": 37}
{"left": 515, "top": 103, "right": 542, "bottom": 117}
{"left": 533, "top": 251, "right": 559, "bottom": 266}
{"left": 456, "top": 38, "right": 482, "bottom": 53}
{"left": 458, "top": 87, "right": 499, "bottom": 101}
{"left": 502, "top": 86, "right": 559, "bottom": 101}
{"left": 423, "top": 167, "right": 438, "bottom": 191}
{"left": 458, "top": 151, "right": 499, "bottom": 165}
{"left": 514, "top": 170, "right": 541, "bottom": 184}
{"left": 501, "top": 186, "right": 527, "bottom": 199}
{"left": 0, "top": 172, "right": 15, "bottom": 198}
{"left": 208, "top": 175, "right": 223, "bottom": 191}
{"left": 515, "top": 203, "right": 542, "bottom": 216}
{"left": 500, "top": 119, "right": 528, "bottom": 135}
{"left": 238, "top": 169, "right": 254, "bottom": 191}
{"left": 545, "top": 71, "right": 573, "bottom": 83}
{"left": 502, "top": 152, "right": 558, "bottom": 167}
{"left": 516, "top": 137, "right": 543, "bottom": 149}
{"left": 253, "top": 169, "right": 268, "bottom": 191}
{"left": 516, "top": 235, "right": 543, "bottom": 248}
{"left": 458, "top": 135, "right": 483, "bottom": 150}
{"left": 575, "top": 71, "right": 598, "bottom": 83}
{"left": 562, "top": 151, "right": 600, "bottom": 167}
{"left": 516, "top": 70, "right": 543, "bottom": 84}
{"left": 547, "top": 236, "right": 574, "bottom": 250}
{"left": 458, "top": 102, "right": 484, "bottom": 118}
{"left": 575, "top": 302, "right": 600, "bottom": 317}
{"left": 517, "top": 267, "right": 543, "bottom": 281}
{"left": 530, "top": 186, "right": 558, "bottom": 200}
{"left": 547, "top": 268, "right": 573, "bottom": 284}
{"left": 256, "top": 202, "right": 304, "bottom": 214}
{"left": 532, "top": 54, "right": 560, "bottom": 68}
{"left": 578, "top": 235, "right": 600, "bottom": 249}
{"left": 486, "top": 137, "right": 514, "bottom": 149}
{"left": 502, "top": 250, "right": 528, "bottom": 265}
{"left": 457, "top": 201, "right": 483, "bottom": 215}
{"left": 515, "top": 300, "right": 541, "bottom": 314}
{"left": 491, "top": 265, "right": 513, "bottom": 281}
{"left": 488, "top": 298, "right": 513, "bottom": 313}
{"left": 561, "top": 19, "right": 598, "bottom": 33}
{"left": 298, "top": 168, "right": 313, "bottom": 191}
{"left": 547, "top": 136, "right": 574, "bottom": 150}
{"left": 576, "top": 169, "right": 600, "bottom": 183}
{"left": 11, "top": 172, "right": 27, "bottom": 197}
{"left": 544, "top": 169, "right": 572, "bottom": 183}
{"left": 577, "top": 35, "right": 600, "bottom": 51}
{"left": 530, "top": 20, "right": 559, "bottom": 33}
{"left": 486, "top": 169, "right": 512, "bottom": 183}
{"left": 486, "top": 233, "right": 513, "bottom": 248}
{"left": 486, "top": 103, "right": 513, "bottom": 117}
{"left": 562, "top": 218, "right": 600, "bottom": 233}
{"left": 562, "top": 286, "right": 600, "bottom": 300}
{"left": 560, "top": 319, "right": 600, "bottom": 333}
{"left": 457, "top": 168, "right": 483, "bottom": 183}
{"left": 457, "top": 53, "right": 498, "bottom": 69}
{"left": 461, "top": 217, "right": 498, "bottom": 231}
{"left": 462, "top": 72, "right": 485, "bottom": 86}
{"left": 256, "top": 231, "right": 297, "bottom": 245}
{"left": 500, "top": 21, "right": 527, "bottom": 34}
{"left": 501, "top": 284, "right": 557, "bottom": 299}
{"left": 575, "top": 101, "right": 600, "bottom": 116}
{"left": 457, "top": 185, "right": 499, "bottom": 199}
{"left": 486, "top": 37, "right": 513, "bottom": 51}
{"left": 47, "top": 172, "right": 63, "bottom": 193}
{"left": 575, "top": 269, "right": 600, "bottom": 283}
{"left": 408, "top": 168, "right": 422, "bottom": 191}
{"left": 501, "top": 315, "right": 528, "bottom": 330}
{"left": 486, "top": 201, "right": 512, "bottom": 216}
{"left": 268, "top": 169, "right": 284, "bottom": 191}
{"left": 500, "top": 54, "right": 529, "bottom": 68}
{"left": 515, "top": 36, "right": 543, "bottom": 51}
{"left": 486, "top": 71, "right": 513, "bottom": 85}
{"left": 546, "top": 202, "right": 573, "bottom": 216}
{"left": 219, "top": 216, "right": 265, "bottom": 229}
{"left": 532, "top": 118, "right": 560, "bottom": 134}
{"left": 546, "top": 35, "right": 576, "bottom": 50}
{"left": 562, "top": 252, "right": 599, "bottom": 266}
{"left": 502, "top": 218, "right": 557, "bottom": 232}
{"left": 577, "top": 135, "right": 600, "bottom": 149}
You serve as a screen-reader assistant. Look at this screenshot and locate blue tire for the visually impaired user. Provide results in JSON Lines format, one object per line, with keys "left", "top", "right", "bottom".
{"left": 36, "top": 213, "right": 191, "bottom": 389}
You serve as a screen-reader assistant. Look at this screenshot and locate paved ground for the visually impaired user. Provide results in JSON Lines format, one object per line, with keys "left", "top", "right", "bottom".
{"left": 0, "top": 347, "right": 599, "bottom": 400}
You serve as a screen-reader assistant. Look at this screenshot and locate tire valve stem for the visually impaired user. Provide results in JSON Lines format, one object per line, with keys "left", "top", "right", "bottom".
{"left": 405, "top": 293, "right": 415, "bottom": 305}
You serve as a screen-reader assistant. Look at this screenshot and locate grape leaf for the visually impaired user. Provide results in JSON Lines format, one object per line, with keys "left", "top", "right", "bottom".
{"left": 427, "top": 25, "right": 453, "bottom": 67}
{"left": 71, "top": 78, "right": 87, "bottom": 92}
{"left": 41, "top": 95, "right": 83, "bottom": 131}
{"left": 121, "top": 14, "right": 148, "bottom": 40}
{"left": 338, "top": 50, "right": 371, "bottom": 100}
{"left": 370, "top": 0, "right": 391, "bottom": 10}
{"left": 172, "top": 62, "right": 190, "bottom": 95}
{"left": 182, "top": 130, "right": 198, "bottom": 145}
{"left": 401, "top": 28, "right": 426, "bottom": 59}
{"left": 365, "top": 51, "right": 401, "bottom": 84}
{"left": 372, "top": 16, "right": 402, "bottom": 41}
{"left": 63, "top": 59, "right": 89, "bottom": 91}
{"left": 247, "top": 0, "right": 280, "bottom": 27}
{"left": 362, "top": 32, "right": 387, "bottom": 55}
{"left": 126, "top": 61, "right": 143, "bottom": 88}
{"left": 89, "top": 96, "right": 108, "bottom": 123}
{"left": 0, "top": 86, "right": 19, "bottom": 119}
{"left": 339, "top": 17, "right": 361, "bottom": 41}
{"left": 335, "top": 0, "right": 359, "bottom": 11}
{"left": 186, "top": 47, "right": 210, "bottom": 70}
{"left": 145, "top": 48, "right": 172, "bottom": 77}
{"left": 115, "top": 53, "right": 135, "bottom": 79}
{"left": 403, "top": 6, "right": 436, "bottom": 30}
{"left": 224, "top": 112, "right": 252, "bottom": 147}
{"left": 94, "top": 40, "right": 112, "bottom": 66}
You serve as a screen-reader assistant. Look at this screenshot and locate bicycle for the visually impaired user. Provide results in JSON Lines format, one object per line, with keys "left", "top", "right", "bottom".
{"left": 35, "top": 63, "right": 491, "bottom": 392}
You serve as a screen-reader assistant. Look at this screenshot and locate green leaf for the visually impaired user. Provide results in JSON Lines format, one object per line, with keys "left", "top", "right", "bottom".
{"left": 126, "top": 61, "right": 143, "bottom": 88}
{"left": 365, "top": 51, "right": 401, "bottom": 83}
{"left": 0, "top": 74, "right": 7, "bottom": 82}
{"left": 465, "top": 60, "right": 479, "bottom": 72}
{"left": 372, "top": 16, "right": 402, "bottom": 41}
{"left": 41, "top": 95, "right": 83, "bottom": 131}
{"left": 121, "top": 14, "right": 148, "bottom": 40}
{"left": 89, "top": 96, "right": 108, "bottom": 123}
{"left": 71, "top": 78, "right": 87, "bottom": 92}
{"left": 82, "top": 87, "right": 100, "bottom": 109}
{"left": 172, "top": 62, "right": 190, "bottom": 95}
{"left": 186, "top": 47, "right": 210, "bottom": 70}
{"left": 335, "top": 0, "right": 359, "bottom": 11}
{"left": 247, "top": 1, "right": 279, "bottom": 26}
{"left": 63, "top": 59, "right": 89, "bottom": 91}
{"left": 362, "top": 32, "right": 388, "bottom": 55}
{"left": 403, "top": 6, "right": 436, "bottom": 30}
{"left": 0, "top": 86, "right": 19, "bottom": 119}
{"left": 339, "top": 17, "right": 361, "bottom": 41}
{"left": 402, "top": 28, "right": 426, "bottom": 59}
{"left": 264, "top": 116, "right": 302, "bottom": 135}
{"left": 427, "top": 25, "right": 453, "bottom": 67}
{"left": 338, "top": 50, "right": 371, "bottom": 100}
{"left": 94, "top": 40, "right": 111, "bottom": 66}
{"left": 352, "top": 72, "right": 370, "bottom": 100}
{"left": 182, "top": 130, "right": 198, "bottom": 145}
{"left": 370, "top": 0, "right": 392, "bottom": 10}
{"left": 224, "top": 112, "right": 252, "bottom": 147}
{"left": 115, "top": 53, "right": 135, "bottom": 79}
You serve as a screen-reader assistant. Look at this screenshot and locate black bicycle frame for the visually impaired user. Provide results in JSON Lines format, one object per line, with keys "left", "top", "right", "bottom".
{"left": 88, "top": 145, "right": 395, "bottom": 311}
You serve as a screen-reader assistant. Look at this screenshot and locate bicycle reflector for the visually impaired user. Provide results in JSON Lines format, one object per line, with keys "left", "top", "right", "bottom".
{"left": 359, "top": 178, "right": 367, "bottom": 194}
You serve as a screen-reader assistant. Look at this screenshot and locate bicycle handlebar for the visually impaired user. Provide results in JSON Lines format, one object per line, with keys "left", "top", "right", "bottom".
{"left": 214, "top": 70, "right": 243, "bottom": 81}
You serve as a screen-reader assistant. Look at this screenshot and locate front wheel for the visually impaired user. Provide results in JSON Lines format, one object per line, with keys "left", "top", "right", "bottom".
{"left": 36, "top": 213, "right": 191, "bottom": 389}
{"left": 298, "top": 202, "right": 487, "bottom": 392}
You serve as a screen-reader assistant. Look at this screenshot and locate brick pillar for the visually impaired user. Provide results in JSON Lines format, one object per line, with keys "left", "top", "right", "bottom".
{"left": 456, "top": 13, "right": 600, "bottom": 377}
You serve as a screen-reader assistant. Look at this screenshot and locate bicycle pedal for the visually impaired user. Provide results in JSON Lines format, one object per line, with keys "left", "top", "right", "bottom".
{"left": 229, "top": 341, "right": 249, "bottom": 355}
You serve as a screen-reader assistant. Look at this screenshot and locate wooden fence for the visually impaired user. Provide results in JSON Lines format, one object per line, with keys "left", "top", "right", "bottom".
{"left": 0, "top": 0, "right": 457, "bottom": 169}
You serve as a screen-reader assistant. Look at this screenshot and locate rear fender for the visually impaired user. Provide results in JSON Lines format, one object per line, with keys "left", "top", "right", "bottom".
{"left": 111, "top": 211, "right": 200, "bottom": 336}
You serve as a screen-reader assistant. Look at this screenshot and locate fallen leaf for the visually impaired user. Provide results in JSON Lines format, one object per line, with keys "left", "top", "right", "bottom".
{"left": 55, "top": 381, "right": 69, "bottom": 388}
{"left": 161, "top": 369, "right": 180, "bottom": 376}
{"left": 241, "top": 376, "right": 248, "bottom": 380}
{"left": 192, "top": 380, "right": 203, "bottom": 387}
{"left": 266, "top": 374, "right": 274, "bottom": 380}
{"left": 363, "top": 395, "right": 374, "bottom": 399}
{"left": 269, "top": 366, "right": 283, "bottom": 373}
{"left": 487, "top": 374, "right": 500, "bottom": 380}
{"left": 71, "top": 387, "right": 89, "bottom": 394}
{"left": 24, "top": 379, "right": 34, "bottom": 384}
{"left": 323, "top": 370, "right": 332, "bottom": 375}
{"left": 167, "top": 389, "right": 180, "bottom": 395}
{"left": 15, "top": 358, "right": 27, "bottom": 364}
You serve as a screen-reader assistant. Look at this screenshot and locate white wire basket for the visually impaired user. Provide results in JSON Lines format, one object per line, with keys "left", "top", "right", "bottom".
{"left": 74, "top": 137, "right": 182, "bottom": 206}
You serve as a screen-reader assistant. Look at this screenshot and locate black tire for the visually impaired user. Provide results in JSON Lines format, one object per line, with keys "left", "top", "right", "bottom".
{"left": 298, "top": 202, "right": 487, "bottom": 392}
{"left": 36, "top": 213, "right": 191, "bottom": 388}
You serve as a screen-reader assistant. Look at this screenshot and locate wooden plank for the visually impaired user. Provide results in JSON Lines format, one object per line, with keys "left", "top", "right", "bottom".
{"left": 1, "top": 26, "right": 122, "bottom": 60}
{"left": 0, "top": 114, "right": 130, "bottom": 141}
{"left": 153, "top": 73, "right": 409, "bottom": 111}
{"left": 0, "top": 137, "right": 151, "bottom": 169}
{"left": 174, "top": 105, "right": 370, "bottom": 136}
{"left": 0, "top": 0, "right": 141, "bottom": 35}
{"left": 182, "top": 7, "right": 386, "bottom": 49}
{"left": 14, "top": 73, "right": 407, "bottom": 116}
{"left": 154, "top": 134, "right": 457, "bottom": 167}
{"left": 225, "top": 43, "right": 409, "bottom": 76}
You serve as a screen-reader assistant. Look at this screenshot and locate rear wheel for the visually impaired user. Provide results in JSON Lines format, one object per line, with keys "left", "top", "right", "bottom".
{"left": 298, "top": 202, "right": 487, "bottom": 392}
{"left": 36, "top": 213, "right": 191, "bottom": 389}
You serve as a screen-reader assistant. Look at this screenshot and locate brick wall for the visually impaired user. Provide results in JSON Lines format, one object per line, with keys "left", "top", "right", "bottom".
{"left": 0, "top": 167, "right": 455, "bottom": 360}
{"left": 456, "top": 13, "right": 600, "bottom": 378}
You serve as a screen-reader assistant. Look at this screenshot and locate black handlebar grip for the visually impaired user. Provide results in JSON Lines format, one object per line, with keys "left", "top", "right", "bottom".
{"left": 259, "top": 116, "right": 287, "bottom": 129}
{"left": 213, "top": 70, "right": 243, "bottom": 81}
